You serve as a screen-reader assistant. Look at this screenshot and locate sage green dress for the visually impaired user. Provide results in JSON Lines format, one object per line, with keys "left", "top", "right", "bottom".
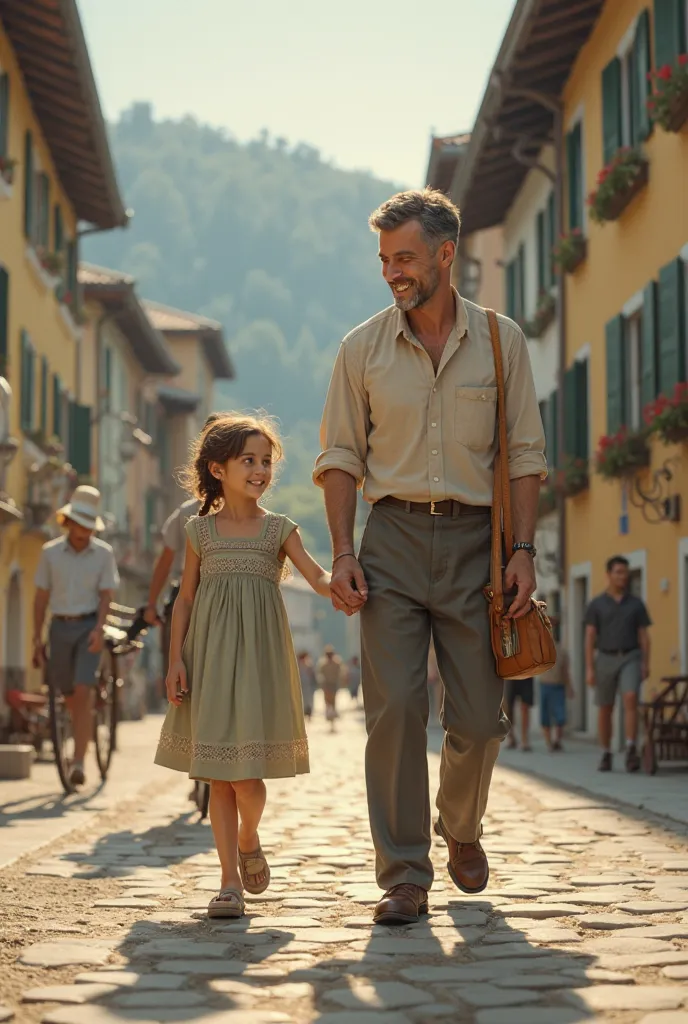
{"left": 154, "top": 511, "right": 310, "bottom": 782}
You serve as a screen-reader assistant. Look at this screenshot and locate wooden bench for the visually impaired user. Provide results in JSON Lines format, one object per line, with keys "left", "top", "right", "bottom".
{"left": 640, "top": 675, "right": 688, "bottom": 774}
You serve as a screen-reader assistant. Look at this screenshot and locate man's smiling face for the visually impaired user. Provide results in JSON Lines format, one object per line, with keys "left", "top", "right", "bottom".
{"left": 378, "top": 219, "right": 443, "bottom": 312}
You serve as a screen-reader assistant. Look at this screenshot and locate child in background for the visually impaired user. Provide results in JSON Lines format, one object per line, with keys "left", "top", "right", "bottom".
{"left": 539, "top": 616, "right": 573, "bottom": 751}
{"left": 154, "top": 414, "right": 331, "bottom": 918}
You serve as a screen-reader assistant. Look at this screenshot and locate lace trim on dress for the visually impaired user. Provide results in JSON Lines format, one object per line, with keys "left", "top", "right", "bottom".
{"left": 196, "top": 512, "right": 282, "bottom": 557}
{"left": 200, "top": 555, "right": 283, "bottom": 583}
{"left": 158, "top": 729, "right": 308, "bottom": 764}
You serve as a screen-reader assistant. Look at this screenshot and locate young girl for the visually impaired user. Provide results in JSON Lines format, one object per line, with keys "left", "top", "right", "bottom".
{"left": 154, "top": 414, "right": 331, "bottom": 918}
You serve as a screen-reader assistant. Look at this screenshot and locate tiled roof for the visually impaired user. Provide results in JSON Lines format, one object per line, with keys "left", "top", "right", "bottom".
{"left": 78, "top": 263, "right": 134, "bottom": 287}
{"left": 143, "top": 301, "right": 222, "bottom": 333}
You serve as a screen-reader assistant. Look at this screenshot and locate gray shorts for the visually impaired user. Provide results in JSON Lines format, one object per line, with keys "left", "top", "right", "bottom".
{"left": 594, "top": 650, "right": 642, "bottom": 707}
{"left": 48, "top": 616, "right": 101, "bottom": 695}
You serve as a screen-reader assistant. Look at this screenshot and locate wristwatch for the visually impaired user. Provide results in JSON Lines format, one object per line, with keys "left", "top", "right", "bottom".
{"left": 513, "top": 541, "right": 537, "bottom": 557}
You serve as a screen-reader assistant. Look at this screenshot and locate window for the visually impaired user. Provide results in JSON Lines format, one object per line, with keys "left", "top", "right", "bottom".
{"left": 658, "top": 257, "right": 687, "bottom": 394}
{"left": 505, "top": 243, "right": 526, "bottom": 322}
{"left": 68, "top": 402, "right": 92, "bottom": 477}
{"left": 606, "top": 281, "right": 662, "bottom": 433}
{"left": 536, "top": 192, "right": 557, "bottom": 293}
{"left": 566, "top": 122, "right": 584, "bottom": 231}
{"left": 22, "top": 131, "right": 50, "bottom": 249}
{"left": 0, "top": 71, "right": 9, "bottom": 160}
{"left": 654, "top": 0, "right": 688, "bottom": 68}
{"left": 564, "top": 359, "right": 589, "bottom": 460}
{"left": 0, "top": 266, "right": 8, "bottom": 377}
{"left": 39, "top": 355, "right": 48, "bottom": 436}
{"left": 20, "top": 330, "right": 35, "bottom": 433}
{"left": 541, "top": 389, "right": 559, "bottom": 470}
{"left": 624, "top": 310, "right": 644, "bottom": 429}
{"left": 601, "top": 10, "right": 651, "bottom": 163}
{"left": 52, "top": 373, "right": 63, "bottom": 439}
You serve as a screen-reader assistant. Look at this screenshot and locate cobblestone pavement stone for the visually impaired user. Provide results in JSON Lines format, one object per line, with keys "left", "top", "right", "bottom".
{"left": 1, "top": 701, "right": 688, "bottom": 1023}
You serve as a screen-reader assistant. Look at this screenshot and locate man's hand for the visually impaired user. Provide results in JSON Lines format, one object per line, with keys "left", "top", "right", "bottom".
{"left": 32, "top": 638, "right": 45, "bottom": 669}
{"left": 330, "top": 555, "right": 368, "bottom": 616}
{"left": 166, "top": 660, "right": 188, "bottom": 706}
{"left": 504, "top": 550, "right": 536, "bottom": 619}
{"left": 87, "top": 628, "right": 104, "bottom": 655}
{"left": 586, "top": 668, "right": 595, "bottom": 689}
{"left": 144, "top": 604, "right": 161, "bottom": 627}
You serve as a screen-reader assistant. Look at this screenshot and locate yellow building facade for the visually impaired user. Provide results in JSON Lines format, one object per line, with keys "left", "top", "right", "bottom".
{"left": 0, "top": 3, "right": 126, "bottom": 696}
{"left": 562, "top": 0, "right": 688, "bottom": 705}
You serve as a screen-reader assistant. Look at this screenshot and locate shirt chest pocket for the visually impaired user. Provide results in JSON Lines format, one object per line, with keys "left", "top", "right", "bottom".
{"left": 454, "top": 386, "right": 498, "bottom": 450}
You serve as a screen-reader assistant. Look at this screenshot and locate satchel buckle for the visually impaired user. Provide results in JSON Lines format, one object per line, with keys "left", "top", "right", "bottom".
{"left": 430, "top": 501, "right": 442, "bottom": 516}
{"left": 500, "top": 618, "right": 520, "bottom": 658}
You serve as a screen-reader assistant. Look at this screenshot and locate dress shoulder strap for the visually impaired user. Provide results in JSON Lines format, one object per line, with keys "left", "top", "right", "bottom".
{"left": 263, "top": 512, "right": 283, "bottom": 557}
{"left": 194, "top": 514, "right": 213, "bottom": 556}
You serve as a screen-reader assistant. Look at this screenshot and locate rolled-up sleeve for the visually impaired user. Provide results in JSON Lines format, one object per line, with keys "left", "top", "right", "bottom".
{"left": 34, "top": 550, "right": 51, "bottom": 591}
{"left": 99, "top": 548, "right": 120, "bottom": 591}
{"left": 504, "top": 323, "right": 548, "bottom": 481}
{"left": 313, "top": 339, "right": 370, "bottom": 488}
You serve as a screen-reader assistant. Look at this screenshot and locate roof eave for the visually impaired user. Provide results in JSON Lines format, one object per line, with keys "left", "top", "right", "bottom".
{"left": 82, "top": 282, "right": 180, "bottom": 376}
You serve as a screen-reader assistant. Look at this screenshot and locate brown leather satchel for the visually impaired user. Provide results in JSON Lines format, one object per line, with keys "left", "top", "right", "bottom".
{"left": 483, "top": 308, "right": 556, "bottom": 680}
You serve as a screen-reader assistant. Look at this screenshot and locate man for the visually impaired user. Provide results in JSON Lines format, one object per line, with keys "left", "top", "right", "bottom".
{"left": 585, "top": 555, "right": 651, "bottom": 773}
{"left": 33, "top": 486, "right": 119, "bottom": 787}
{"left": 539, "top": 618, "right": 572, "bottom": 753}
{"left": 316, "top": 645, "right": 345, "bottom": 729}
{"left": 314, "top": 188, "right": 546, "bottom": 925}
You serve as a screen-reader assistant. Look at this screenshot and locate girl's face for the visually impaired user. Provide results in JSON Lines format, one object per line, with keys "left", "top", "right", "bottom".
{"left": 212, "top": 432, "right": 274, "bottom": 500}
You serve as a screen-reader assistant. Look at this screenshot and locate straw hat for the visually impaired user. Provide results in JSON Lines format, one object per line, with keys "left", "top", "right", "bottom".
{"left": 56, "top": 485, "right": 105, "bottom": 531}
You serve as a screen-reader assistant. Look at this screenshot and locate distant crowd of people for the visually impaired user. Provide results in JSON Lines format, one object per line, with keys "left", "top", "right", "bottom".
{"left": 297, "top": 646, "right": 361, "bottom": 730}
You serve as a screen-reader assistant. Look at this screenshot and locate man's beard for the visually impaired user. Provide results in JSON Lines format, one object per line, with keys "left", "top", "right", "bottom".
{"left": 392, "top": 265, "right": 440, "bottom": 312}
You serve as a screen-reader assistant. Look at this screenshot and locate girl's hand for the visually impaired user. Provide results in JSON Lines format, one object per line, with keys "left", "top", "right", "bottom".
{"left": 315, "top": 572, "right": 332, "bottom": 599}
{"left": 166, "top": 660, "right": 189, "bottom": 706}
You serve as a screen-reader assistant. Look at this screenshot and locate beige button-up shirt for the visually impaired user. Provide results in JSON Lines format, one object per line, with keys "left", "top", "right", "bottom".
{"left": 35, "top": 536, "right": 119, "bottom": 615}
{"left": 313, "top": 290, "right": 546, "bottom": 505}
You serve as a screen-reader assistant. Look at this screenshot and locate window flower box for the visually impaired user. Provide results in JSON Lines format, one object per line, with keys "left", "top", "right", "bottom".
{"left": 587, "top": 148, "right": 648, "bottom": 225}
{"left": 647, "top": 56, "right": 688, "bottom": 133}
{"left": 595, "top": 428, "right": 650, "bottom": 480}
{"left": 521, "top": 291, "right": 556, "bottom": 339}
{"left": 35, "top": 247, "right": 65, "bottom": 280}
{"left": 552, "top": 230, "right": 587, "bottom": 274}
{"left": 555, "top": 457, "right": 589, "bottom": 497}
{"left": 0, "top": 155, "right": 17, "bottom": 186}
{"left": 644, "top": 383, "right": 688, "bottom": 444}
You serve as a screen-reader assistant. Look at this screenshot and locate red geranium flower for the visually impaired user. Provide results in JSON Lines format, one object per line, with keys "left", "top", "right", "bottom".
{"left": 678, "top": 54, "right": 688, "bottom": 66}
{"left": 658, "top": 64, "right": 673, "bottom": 81}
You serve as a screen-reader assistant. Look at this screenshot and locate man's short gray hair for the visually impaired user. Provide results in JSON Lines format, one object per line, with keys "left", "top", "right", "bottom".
{"left": 368, "top": 187, "right": 461, "bottom": 250}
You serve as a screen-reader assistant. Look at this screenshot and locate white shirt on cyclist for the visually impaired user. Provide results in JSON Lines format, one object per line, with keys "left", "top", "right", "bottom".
{"left": 35, "top": 536, "right": 119, "bottom": 615}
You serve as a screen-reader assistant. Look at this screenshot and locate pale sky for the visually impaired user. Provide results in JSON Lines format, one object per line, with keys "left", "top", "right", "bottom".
{"left": 76, "top": 0, "right": 515, "bottom": 186}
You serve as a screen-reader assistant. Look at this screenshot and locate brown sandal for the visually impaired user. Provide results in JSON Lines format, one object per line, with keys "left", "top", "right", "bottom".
{"left": 238, "top": 839, "right": 270, "bottom": 895}
{"left": 207, "top": 887, "right": 245, "bottom": 918}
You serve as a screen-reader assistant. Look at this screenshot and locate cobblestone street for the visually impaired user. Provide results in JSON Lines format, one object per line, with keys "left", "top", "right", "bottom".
{"left": 1, "top": 702, "right": 688, "bottom": 1024}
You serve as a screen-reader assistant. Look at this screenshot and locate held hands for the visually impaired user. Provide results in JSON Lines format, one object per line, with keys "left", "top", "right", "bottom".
{"left": 87, "top": 628, "right": 104, "bottom": 655}
{"left": 330, "top": 554, "right": 368, "bottom": 617}
{"left": 144, "top": 604, "right": 162, "bottom": 627}
{"left": 504, "top": 549, "right": 536, "bottom": 619}
{"left": 166, "top": 660, "right": 189, "bottom": 706}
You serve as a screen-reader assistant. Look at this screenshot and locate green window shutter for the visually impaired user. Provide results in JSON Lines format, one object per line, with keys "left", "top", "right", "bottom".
{"left": 517, "top": 243, "right": 526, "bottom": 320}
{"left": 641, "top": 280, "right": 659, "bottom": 408}
{"left": 505, "top": 261, "right": 516, "bottom": 319}
{"left": 536, "top": 211, "right": 546, "bottom": 294}
{"left": 23, "top": 130, "right": 33, "bottom": 239}
{"left": 566, "top": 124, "right": 583, "bottom": 230}
{"left": 0, "top": 265, "right": 8, "bottom": 377}
{"left": 53, "top": 205, "right": 64, "bottom": 252}
{"left": 38, "top": 173, "right": 50, "bottom": 248}
{"left": 602, "top": 58, "right": 622, "bottom": 164}
{"left": 52, "top": 373, "right": 62, "bottom": 439}
{"left": 653, "top": 0, "right": 685, "bottom": 68}
{"left": 549, "top": 388, "right": 559, "bottom": 469}
{"left": 546, "top": 190, "right": 556, "bottom": 287}
{"left": 563, "top": 366, "right": 579, "bottom": 456}
{"left": 68, "top": 402, "right": 92, "bottom": 476}
{"left": 632, "top": 10, "right": 651, "bottom": 144}
{"left": 575, "top": 359, "right": 589, "bottom": 459}
{"left": 658, "top": 258, "right": 686, "bottom": 395}
{"left": 605, "top": 314, "right": 626, "bottom": 434}
{"left": 0, "top": 72, "right": 9, "bottom": 158}
{"left": 65, "top": 239, "right": 78, "bottom": 300}
{"left": 39, "top": 356, "right": 48, "bottom": 435}
{"left": 20, "top": 332, "right": 35, "bottom": 433}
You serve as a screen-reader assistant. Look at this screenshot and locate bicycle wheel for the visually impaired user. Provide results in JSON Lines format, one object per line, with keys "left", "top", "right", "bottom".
{"left": 94, "top": 647, "right": 118, "bottom": 780}
{"left": 48, "top": 681, "right": 76, "bottom": 795}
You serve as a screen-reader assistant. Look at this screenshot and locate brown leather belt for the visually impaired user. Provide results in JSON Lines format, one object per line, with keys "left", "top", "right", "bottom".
{"left": 377, "top": 496, "right": 491, "bottom": 517}
{"left": 53, "top": 612, "right": 97, "bottom": 622}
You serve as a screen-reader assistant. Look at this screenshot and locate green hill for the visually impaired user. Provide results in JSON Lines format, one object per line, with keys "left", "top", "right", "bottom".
{"left": 85, "top": 102, "right": 396, "bottom": 558}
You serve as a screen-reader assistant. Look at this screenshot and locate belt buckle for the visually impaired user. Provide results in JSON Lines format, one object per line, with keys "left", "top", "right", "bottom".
{"left": 430, "top": 501, "right": 442, "bottom": 516}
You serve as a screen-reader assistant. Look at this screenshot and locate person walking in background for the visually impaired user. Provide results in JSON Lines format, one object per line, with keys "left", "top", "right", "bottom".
{"left": 315, "top": 187, "right": 545, "bottom": 924}
{"left": 504, "top": 678, "right": 534, "bottom": 752}
{"left": 316, "top": 645, "right": 345, "bottom": 729}
{"left": 539, "top": 616, "right": 572, "bottom": 751}
{"left": 585, "top": 555, "right": 652, "bottom": 773}
{"left": 297, "top": 651, "right": 317, "bottom": 719}
{"left": 32, "top": 486, "right": 119, "bottom": 788}
{"left": 347, "top": 654, "right": 361, "bottom": 704}
{"left": 155, "top": 414, "right": 331, "bottom": 919}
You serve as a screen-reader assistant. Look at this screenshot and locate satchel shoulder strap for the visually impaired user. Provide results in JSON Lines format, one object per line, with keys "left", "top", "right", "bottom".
{"left": 485, "top": 309, "right": 514, "bottom": 612}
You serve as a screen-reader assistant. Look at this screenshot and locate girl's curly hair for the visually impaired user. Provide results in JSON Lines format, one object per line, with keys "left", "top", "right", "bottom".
{"left": 180, "top": 412, "right": 284, "bottom": 517}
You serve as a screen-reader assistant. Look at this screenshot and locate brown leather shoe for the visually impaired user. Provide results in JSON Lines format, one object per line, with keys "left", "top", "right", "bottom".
{"left": 373, "top": 883, "right": 428, "bottom": 925}
{"left": 434, "top": 816, "right": 489, "bottom": 894}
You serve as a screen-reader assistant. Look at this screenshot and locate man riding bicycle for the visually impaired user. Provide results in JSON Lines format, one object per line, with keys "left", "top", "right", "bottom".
{"left": 33, "top": 486, "right": 119, "bottom": 788}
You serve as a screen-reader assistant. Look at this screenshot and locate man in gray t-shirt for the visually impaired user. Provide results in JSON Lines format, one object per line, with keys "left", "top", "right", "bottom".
{"left": 584, "top": 555, "right": 652, "bottom": 774}
{"left": 144, "top": 497, "right": 200, "bottom": 624}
